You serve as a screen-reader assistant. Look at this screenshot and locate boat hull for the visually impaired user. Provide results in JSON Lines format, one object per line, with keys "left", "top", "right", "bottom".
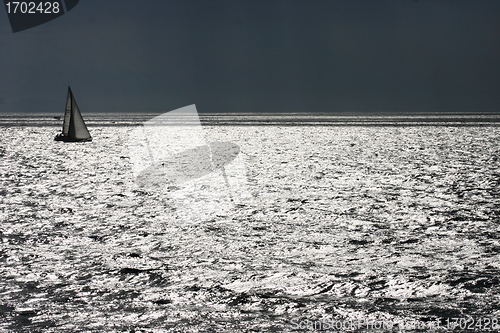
{"left": 54, "top": 134, "right": 92, "bottom": 142}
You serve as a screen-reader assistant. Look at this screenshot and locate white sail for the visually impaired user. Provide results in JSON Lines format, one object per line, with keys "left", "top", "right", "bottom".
{"left": 56, "top": 87, "right": 91, "bottom": 142}
{"left": 67, "top": 88, "right": 91, "bottom": 140}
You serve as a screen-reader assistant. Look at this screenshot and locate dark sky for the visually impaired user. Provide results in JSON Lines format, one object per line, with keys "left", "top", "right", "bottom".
{"left": 1, "top": 0, "right": 499, "bottom": 114}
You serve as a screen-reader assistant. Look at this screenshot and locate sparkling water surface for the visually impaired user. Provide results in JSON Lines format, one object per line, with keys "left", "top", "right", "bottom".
{"left": 0, "top": 113, "right": 499, "bottom": 332}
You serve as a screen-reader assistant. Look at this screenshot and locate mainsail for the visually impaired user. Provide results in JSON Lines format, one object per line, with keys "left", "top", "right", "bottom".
{"left": 55, "top": 87, "right": 92, "bottom": 142}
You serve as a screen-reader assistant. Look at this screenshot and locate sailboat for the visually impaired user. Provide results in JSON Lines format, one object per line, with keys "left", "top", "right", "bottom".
{"left": 54, "top": 87, "right": 92, "bottom": 142}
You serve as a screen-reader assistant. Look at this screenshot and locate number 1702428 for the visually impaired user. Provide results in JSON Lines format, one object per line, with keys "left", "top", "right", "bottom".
{"left": 5, "top": 2, "right": 61, "bottom": 14}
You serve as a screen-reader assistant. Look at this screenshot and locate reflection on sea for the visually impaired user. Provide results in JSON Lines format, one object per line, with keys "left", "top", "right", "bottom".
{"left": 0, "top": 120, "right": 498, "bottom": 331}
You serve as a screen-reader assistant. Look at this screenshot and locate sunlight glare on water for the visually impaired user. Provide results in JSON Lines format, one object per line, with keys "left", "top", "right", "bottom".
{"left": 0, "top": 114, "right": 499, "bottom": 331}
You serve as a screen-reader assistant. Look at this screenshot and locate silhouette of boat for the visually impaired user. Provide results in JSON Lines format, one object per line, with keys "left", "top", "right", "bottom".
{"left": 54, "top": 87, "right": 92, "bottom": 142}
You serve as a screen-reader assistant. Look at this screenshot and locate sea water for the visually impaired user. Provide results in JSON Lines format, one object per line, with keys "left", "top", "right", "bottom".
{"left": 0, "top": 112, "right": 499, "bottom": 331}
